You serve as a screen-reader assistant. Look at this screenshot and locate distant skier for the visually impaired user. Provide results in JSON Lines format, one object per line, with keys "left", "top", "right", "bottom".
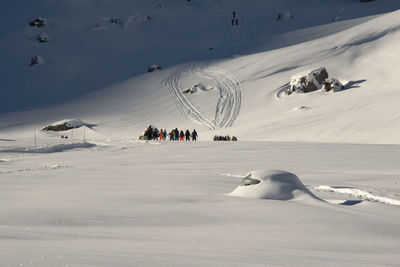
{"left": 233, "top": 11, "right": 236, "bottom": 18}
{"left": 185, "top": 130, "right": 191, "bottom": 141}
{"left": 159, "top": 129, "right": 164, "bottom": 140}
{"left": 191, "top": 129, "right": 198, "bottom": 141}
{"left": 231, "top": 19, "right": 234, "bottom": 26}
{"left": 236, "top": 18, "right": 238, "bottom": 25}
{"left": 179, "top": 130, "right": 184, "bottom": 141}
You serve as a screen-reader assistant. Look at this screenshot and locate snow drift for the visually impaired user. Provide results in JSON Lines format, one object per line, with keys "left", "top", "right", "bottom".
{"left": 229, "top": 169, "right": 321, "bottom": 202}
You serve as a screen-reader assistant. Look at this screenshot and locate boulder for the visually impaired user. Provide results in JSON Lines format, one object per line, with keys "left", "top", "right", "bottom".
{"left": 29, "top": 18, "right": 45, "bottom": 27}
{"left": 183, "top": 88, "right": 195, "bottom": 94}
{"left": 29, "top": 55, "right": 44, "bottom": 66}
{"left": 285, "top": 67, "right": 329, "bottom": 94}
{"left": 147, "top": 64, "right": 162, "bottom": 72}
{"left": 42, "top": 123, "right": 74, "bottom": 132}
{"left": 42, "top": 119, "right": 88, "bottom": 132}
{"left": 322, "top": 78, "right": 344, "bottom": 92}
{"left": 276, "top": 11, "right": 293, "bottom": 21}
{"left": 35, "top": 33, "right": 48, "bottom": 43}
{"left": 110, "top": 17, "right": 120, "bottom": 24}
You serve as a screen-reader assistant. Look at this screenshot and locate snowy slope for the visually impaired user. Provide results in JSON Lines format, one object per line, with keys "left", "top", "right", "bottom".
{"left": 3, "top": 6, "right": 400, "bottom": 144}
{"left": 1, "top": 0, "right": 400, "bottom": 113}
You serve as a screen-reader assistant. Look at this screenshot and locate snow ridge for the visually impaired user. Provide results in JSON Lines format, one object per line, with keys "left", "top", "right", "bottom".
{"left": 314, "top": 185, "right": 400, "bottom": 206}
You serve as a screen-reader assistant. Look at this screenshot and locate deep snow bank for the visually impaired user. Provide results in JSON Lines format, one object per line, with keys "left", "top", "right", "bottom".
{"left": 229, "top": 169, "right": 321, "bottom": 202}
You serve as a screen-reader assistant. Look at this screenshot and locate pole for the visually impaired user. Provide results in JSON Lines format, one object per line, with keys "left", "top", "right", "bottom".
{"left": 83, "top": 127, "right": 85, "bottom": 142}
{"left": 34, "top": 128, "right": 36, "bottom": 149}
{"left": 71, "top": 128, "right": 73, "bottom": 140}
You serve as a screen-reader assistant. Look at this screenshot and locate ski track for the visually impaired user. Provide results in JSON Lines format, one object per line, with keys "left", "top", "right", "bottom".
{"left": 314, "top": 185, "right": 400, "bottom": 206}
{"left": 163, "top": 63, "right": 241, "bottom": 130}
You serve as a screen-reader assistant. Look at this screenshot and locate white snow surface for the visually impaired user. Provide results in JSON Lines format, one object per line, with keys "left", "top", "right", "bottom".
{"left": 0, "top": 141, "right": 399, "bottom": 266}
{"left": 1, "top": 0, "right": 400, "bottom": 266}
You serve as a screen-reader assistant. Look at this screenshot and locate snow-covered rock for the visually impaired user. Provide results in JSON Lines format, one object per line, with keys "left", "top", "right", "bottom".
{"left": 29, "top": 55, "right": 45, "bottom": 66}
{"left": 147, "top": 64, "right": 162, "bottom": 72}
{"left": 29, "top": 18, "right": 45, "bottom": 27}
{"left": 35, "top": 33, "right": 48, "bottom": 43}
{"left": 282, "top": 68, "right": 345, "bottom": 95}
{"left": 183, "top": 83, "right": 214, "bottom": 94}
{"left": 229, "top": 169, "right": 321, "bottom": 201}
{"left": 286, "top": 67, "right": 328, "bottom": 94}
{"left": 110, "top": 17, "right": 121, "bottom": 24}
{"left": 42, "top": 119, "right": 86, "bottom": 132}
{"left": 276, "top": 11, "right": 293, "bottom": 21}
{"left": 322, "top": 78, "right": 344, "bottom": 92}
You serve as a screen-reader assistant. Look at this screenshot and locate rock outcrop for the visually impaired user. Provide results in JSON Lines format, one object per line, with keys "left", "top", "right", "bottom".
{"left": 147, "top": 64, "right": 162, "bottom": 72}
{"left": 42, "top": 123, "right": 74, "bottom": 132}
{"left": 283, "top": 67, "right": 343, "bottom": 95}
{"left": 29, "top": 18, "right": 45, "bottom": 27}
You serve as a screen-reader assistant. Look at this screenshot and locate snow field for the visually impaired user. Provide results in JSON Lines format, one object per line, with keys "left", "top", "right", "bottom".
{"left": 0, "top": 141, "right": 399, "bottom": 266}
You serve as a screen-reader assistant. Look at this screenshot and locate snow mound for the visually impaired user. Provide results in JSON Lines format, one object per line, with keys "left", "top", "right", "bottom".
{"left": 229, "top": 169, "right": 321, "bottom": 201}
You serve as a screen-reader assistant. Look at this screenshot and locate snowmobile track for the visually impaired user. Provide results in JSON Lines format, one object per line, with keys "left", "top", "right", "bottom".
{"left": 163, "top": 63, "right": 241, "bottom": 130}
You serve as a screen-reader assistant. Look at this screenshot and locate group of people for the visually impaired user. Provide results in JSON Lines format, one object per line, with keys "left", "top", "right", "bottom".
{"left": 143, "top": 125, "right": 198, "bottom": 141}
{"left": 213, "top": 135, "right": 237, "bottom": 141}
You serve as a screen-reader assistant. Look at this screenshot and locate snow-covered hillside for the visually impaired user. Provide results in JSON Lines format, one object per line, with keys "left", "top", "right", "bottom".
{"left": 1, "top": 0, "right": 399, "bottom": 112}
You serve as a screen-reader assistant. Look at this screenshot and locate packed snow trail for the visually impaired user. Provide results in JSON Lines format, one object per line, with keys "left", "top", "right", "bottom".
{"left": 163, "top": 63, "right": 241, "bottom": 130}
{"left": 314, "top": 185, "right": 400, "bottom": 206}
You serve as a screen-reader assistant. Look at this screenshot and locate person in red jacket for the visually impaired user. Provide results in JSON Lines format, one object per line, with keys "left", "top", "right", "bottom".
{"left": 179, "top": 130, "right": 184, "bottom": 141}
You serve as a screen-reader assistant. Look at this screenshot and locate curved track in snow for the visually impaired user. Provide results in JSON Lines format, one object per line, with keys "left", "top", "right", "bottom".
{"left": 163, "top": 63, "right": 241, "bottom": 130}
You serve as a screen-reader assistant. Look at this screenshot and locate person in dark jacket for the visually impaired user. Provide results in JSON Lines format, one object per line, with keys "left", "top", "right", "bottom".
{"left": 185, "top": 130, "right": 191, "bottom": 141}
{"left": 153, "top": 128, "right": 159, "bottom": 140}
{"left": 191, "top": 129, "right": 198, "bottom": 141}
{"left": 175, "top": 128, "right": 179, "bottom": 141}
{"left": 163, "top": 129, "right": 167, "bottom": 140}
{"left": 179, "top": 130, "right": 184, "bottom": 141}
